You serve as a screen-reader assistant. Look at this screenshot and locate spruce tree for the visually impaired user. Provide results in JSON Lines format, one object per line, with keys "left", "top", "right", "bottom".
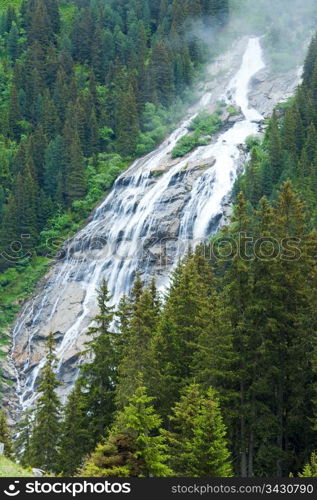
{"left": 155, "top": 253, "right": 211, "bottom": 418}
{"left": 115, "top": 84, "right": 139, "bottom": 157}
{"left": 79, "top": 280, "right": 117, "bottom": 445}
{"left": 220, "top": 192, "right": 253, "bottom": 477}
{"left": 0, "top": 411, "right": 14, "bottom": 459}
{"left": 8, "top": 85, "right": 22, "bottom": 140}
{"left": 7, "top": 22, "right": 19, "bottom": 62}
{"left": 299, "top": 453, "right": 317, "bottom": 477}
{"left": 81, "top": 385, "right": 172, "bottom": 477}
{"left": 115, "top": 282, "right": 160, "bottom": 409}
{"left": 166, "top": 384, "right": 232, "bottom": 477}
{"left": 29, "top": 333, "right": 61, "bottom": 473}
{"left": 58, "top": 384, "right": 90, "bottom": 476}
{"left": 64, "top": 132, "right": 86, "bottom": 206}
{"left": 268, "top": 110, "right": 283, "bottom": 185}
{"left": 15, "top": 409, "right": 33, "bottom": 468}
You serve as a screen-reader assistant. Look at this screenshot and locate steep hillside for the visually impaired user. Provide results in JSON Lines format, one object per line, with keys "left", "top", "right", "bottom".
{"left": 0, "top": 456, "right": 32, "bottom": 477}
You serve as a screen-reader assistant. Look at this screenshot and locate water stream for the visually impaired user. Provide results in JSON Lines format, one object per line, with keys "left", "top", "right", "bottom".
{"left": 10, "top": 37, "right": 266, "bottom": 410}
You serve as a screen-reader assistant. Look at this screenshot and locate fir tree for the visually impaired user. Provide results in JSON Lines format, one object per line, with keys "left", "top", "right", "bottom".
{"left": 58, "top": 384, "right": 90, "bottom": 476}
{"left": 268, "top": 110, "right": 283, "bottom": 185}
{"left": 299, "top": 452, "right": 317, "bottom": 477}
{"left": 81, "top": 385, "right": 172, "bottom": 477}
{"left": 0, "top": 411, "right": 14, "bottom": 459}
{"left": 79, "top": 280, "right": 117, "bottom": 443}
{"left": 64, "top": 132, "right": 87, "bottom": 206}
{"left": 15, "top": 409, "right": 33, "bottom": 468}
{"left": 115, "top": 84, "right": 139, "bottom": 156}
{"left": 116, "top": 281, "right": 160, "bottom": 409}
{"left": 155, "top": 253, "right": 211, "bottom": 418}
{"left": 7, "top": 22, "right": 19, "bottom": 62}
{"left": 29, "top": 333, "right": 61, "bottom": 473}
{"left": 166, "top": 384, "right": 232, "bottom": 477}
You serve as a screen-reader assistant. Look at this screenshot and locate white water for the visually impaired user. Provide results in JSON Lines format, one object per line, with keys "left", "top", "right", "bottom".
{"left": 180, "top": 39, "right": 264, "bottom": 241}
{"left": 11, "top": 37, "right": 266, "bottom": 410}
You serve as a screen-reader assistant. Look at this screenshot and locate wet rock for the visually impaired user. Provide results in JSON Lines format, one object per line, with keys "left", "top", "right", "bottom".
{"left": 248, "top": 67, "right": 302, "bottom": 118}
{"left": 4, "top": 36, "right": 305, "bottom": 422}
{"left": 32, "top": 468, "right": 45, "bottom": 477}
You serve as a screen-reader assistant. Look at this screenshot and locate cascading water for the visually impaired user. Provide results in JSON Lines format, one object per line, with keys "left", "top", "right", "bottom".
{"left": 179, "top": 38, "right": 264, "bottom": 242}
{"left": 8, "top": 36, "right": 290, "bottom": 413}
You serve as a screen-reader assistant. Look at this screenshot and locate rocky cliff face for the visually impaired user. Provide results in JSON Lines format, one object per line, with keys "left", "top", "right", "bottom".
{"left": 3, "top": 37, "right": 303, "bottom": 421}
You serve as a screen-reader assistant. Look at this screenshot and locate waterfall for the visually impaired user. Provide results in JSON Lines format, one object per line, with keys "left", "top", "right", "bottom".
{"left": 10, "top": 37, "right": 266, "bottom": 411}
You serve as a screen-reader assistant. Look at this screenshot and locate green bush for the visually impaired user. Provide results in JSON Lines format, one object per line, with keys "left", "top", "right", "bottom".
{"left": 227, "top": 105, "right": 240, "bottom": 116}
{"left": 189, "top": 111, "right": 222, "bottom": 135}
{"left": 171, "top": 133, "right": 200, "bottom": 158}
{"left": 245, "top": 135, "right": 261, "bottom": 150}
{"left": 172, "top": 111, "right": 223, "bottom": 158}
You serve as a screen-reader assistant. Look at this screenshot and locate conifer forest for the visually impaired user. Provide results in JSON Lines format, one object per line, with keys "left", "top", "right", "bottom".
{"left": 1, "top": 0, "right": 317, "bottom": 483}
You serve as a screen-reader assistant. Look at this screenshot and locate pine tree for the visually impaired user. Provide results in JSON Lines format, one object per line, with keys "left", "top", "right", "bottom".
{"left": 44, "top": 136, "right": 66, "bottom": 200}
{"left": 268, "top": 110, "right": 283, "bottom": 185}
{"left": 116, "top": 280, "right": 160, "bottom": 408}
{"left": 14, "top": 166, "right": 38, "bottom": 251}
{"left": 0, "top": 411, "right": 14, "bottom": 459}
{"left": 28, "top": 0, "right": 55, "bottom": 48}
{"left": 79, "top": 280, "right": 117, "bottom": 445}
{"left": 221, "top": 192, "right": 253, "bottom": 477}
{"left": 155, "top": 253, "right": 211, "bottom": 419}
{"left": 81, "top": 385, "right": 172, "bottom": 477}
{"left": 45, "top": 0, "right": 60, "bottom": 34}
{"left": 282, "top": 107, "right": 299, "bottom": 160}
{"left": 242, "top": 184, "right": 316, "bottom": 477}
{"left": 244, "top": 148, "right": 263, "bottom": 206}
{"left": 191, "top": 281, "right": 236, "bottom": 407}
{"left": 299, "top": 452, "right": 317, "bottom": 477}
{"left": 0, "top": 194, "right": 18, "bottom": 271}
{"left": 303, "top": 33, "right": 317, "bottom": 85}
{"left": 58, "top": 384, "right": 90, "bottom": 476}
{"left": 166, "top": 384, "right": 232, "bottom": 477}
{"left": 115, "top": 84, "right": 139, "bottom": 156}
{"left": 29, "top": 333, "right": 61, "bottom": 473}
{"left": 64, "top": 131, "right": 87, "bottom": 206}
{"left": 150, "top": 41, "right": 174, "bottom": 106}
{"left": 15, "top": 409, "right": 33, "bottom": 468}
{"left": 7, "top": 22, "right": 19, "bottom": 62}
{"left": 8, "top": 85, "right": 22, "bottom": 141}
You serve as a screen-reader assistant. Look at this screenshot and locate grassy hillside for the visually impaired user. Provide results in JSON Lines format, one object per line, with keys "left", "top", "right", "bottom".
{"left": 0, "top": 456, "right": 32, "bottom": 477}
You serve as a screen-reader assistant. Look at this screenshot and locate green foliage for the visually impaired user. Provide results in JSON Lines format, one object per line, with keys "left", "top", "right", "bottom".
{"left": 28, "top": 333, "right": 61, "bottom": 473}
{"left": 15, "top": 409, "right": 33, "bottom": 468}
{"left": 0, "top": 257, "right": 51, "bottom": 334}
{"left": 166, "top": 384, "right": 232, "bottom": 477}
{"left": 299, "top": 453, "right": 317, "bottom": 477}
{"left": 115, "top": 277, "right": 161, "bottom": 409}
{"left": 81, "top": 385, "right": 172, "bottom": 477}
{"left": 0, "top": 410, "right": 14, "bottom": 459}
{"left": 245, "top": 135, "right": 261, "bottom": 150}
{"left": 136, "top": 103, "right": 170, "bottom": 156}
{"left": 78, "top": 280, "right": 117, "bottom": 444}
{"left": 172, "top": 111, "right": 222, "bottom": 158}
{"left": 189, "top": 110, "right": 222, "bottom": 135}
{"left": 0, "top": 456, "right": 31, "bottom": 477}
{"left": 155, "top": 252, "right": 216, "bottom": 419}
{"left": 0, "top": 1, "right": 21, "bottom": 13}
{"left": 58, "top": 385, "right": 90, "bottom": 476}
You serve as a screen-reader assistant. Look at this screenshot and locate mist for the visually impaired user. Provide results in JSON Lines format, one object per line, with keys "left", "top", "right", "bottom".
{"left": 230, "top": 0, "right": 317, "bottom": 71}
{"left": 190, "top": 0, "right": 317, "bottom": 75}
